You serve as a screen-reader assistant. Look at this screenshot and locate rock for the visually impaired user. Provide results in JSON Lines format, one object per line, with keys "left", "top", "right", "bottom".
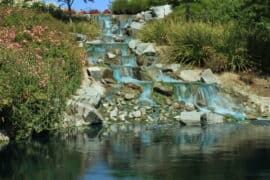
{"left": 136, "top": 55, "right": 144, "bottom": 66}
{"left": 179, "top": 70, "right": 201, "bottom": 82}
{"left": 185, "top": 103, "right": 195, "bottom": 111}
{"left": 143, "top": 44, "right": 156, "bottom": 55}
{"left": 0, "top": 131, "right": 9, "bottom": 142}
{"left": 110, "top": 108, "right": 118, "bottom": 119}
{"left": 132, "top": 110, "right": 142, "bottom": 118}
{"left": 128, "top": 39, "right": 140, "bottom": 49}
{"left": 201, "top": 113, "right": 224, "bottom": 125}
{"left": 130, "top": 21, "right": 144, "bottom": 30}
{"left": 153, "top": 83, "right": 173, "bottom": 96}
{"left": 75, "top": 33, "right": 87, "bottom": 41}
{"left": 178, "top": 112, "right": 205, "bottom": 125}
{"left": 71, "top": 102, "right": 103, "bottom": 124}
{"left": 107, "top": 52, "right": 116, "bottom": 59}
{"left": 119, "top": 112, "right": 128, "bottom": 121}
{"left": 124, "top": 93, "right": 136, "bottom": 100}
{"left": 87, "top": 67, "right": 104, "bottom": 80}
{"left": 78, "top": 41, "right": 83, "bottom": 47}
{"left": 135, "top": 13, "right": 143, "bottom": 22}
{"left": 103, "top": 78, "right": 116, "bottom": 84}
{"left": 113, "top": 48, "right": 122, "bottom": 56}
{"left": 150, "top": 4, "right": 173, "bottom": 19}
{"left": 143, "top": 11, "right": 153, "bottom": 21}
{"left": 163, "top": 64, "right": 181, "bottom": 73}
{"left": 200, "top": 69, "right": 220, "bottom": 84}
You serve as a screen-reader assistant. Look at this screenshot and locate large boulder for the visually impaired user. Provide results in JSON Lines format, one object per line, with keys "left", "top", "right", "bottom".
{"left": 179, "top": 70, "right": 201, "bottom": 82}
{"left": 150, "top": 4, "right": 173, "bottom": 19}
{"left": 200, "top": 69, "right": 220, "bottom": 84}
{"left": 201, "top": 113, "right": 224, "bottom": 125}
{"left": 176, "top": 111, "right": 205, "bottom": 125}
{"left": 135, "top": 43, "right": 156, "bottom": 56}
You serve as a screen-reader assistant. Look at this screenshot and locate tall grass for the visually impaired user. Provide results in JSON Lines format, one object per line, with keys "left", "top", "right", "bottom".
{"left": 138, "top": 16, "right": 251, "bottom": 72}
{"left": 68, "top": 21, "right": 100, "bottom": 40}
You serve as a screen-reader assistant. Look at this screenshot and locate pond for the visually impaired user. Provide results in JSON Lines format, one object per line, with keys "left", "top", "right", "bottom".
{"left": 1, "top": 121, "right": 270, "bottom": 180}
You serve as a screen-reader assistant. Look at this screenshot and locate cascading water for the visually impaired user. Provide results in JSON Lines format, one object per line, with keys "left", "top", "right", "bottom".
{"left": 87, "top": 14, "right": 245, "bottom": 120}
{"left": 174, "top": 83, "right": 245, "bottom": 120}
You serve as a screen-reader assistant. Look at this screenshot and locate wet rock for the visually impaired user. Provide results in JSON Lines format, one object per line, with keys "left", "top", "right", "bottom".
{"left": 185, "top": 103, "right": 195, "bottom": 111}
{"left": 200, "top": 69, "right": 220, "bottom": 84}
{"left": 178, "top": 112, "right": 205, "bottom": 125}
{"left": 179, "top": 70, "right": 201, "bottom": 82}
{"left": 150, "top": 4, "right": 172, "bottom": 19}
{"left": 124, "top": 83, "right": 143, "bottom": 92}
{"left": 130, "top": 21, "right": 144, "bottom": 30}
{"left": 124, "top": 93, "right": 136, "bottom": 100}
{"left": 136, "top": 55, "right": 144, "bottom": 66}
{"left": 153, "top": 83, "right": 173, "bottom": 96}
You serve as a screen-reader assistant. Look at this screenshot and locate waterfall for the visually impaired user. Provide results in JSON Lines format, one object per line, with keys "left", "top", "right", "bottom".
{"left": 174, "top": 83, "right": 245, "bottom": 120}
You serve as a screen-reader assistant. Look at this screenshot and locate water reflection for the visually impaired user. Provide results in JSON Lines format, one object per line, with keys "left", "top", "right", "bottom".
{"left": 1, "top": 122, "right": 270, "bottom": 179}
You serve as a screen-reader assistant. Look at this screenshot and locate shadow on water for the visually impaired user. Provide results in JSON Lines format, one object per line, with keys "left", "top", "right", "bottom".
{"left": 1, "top": 122, "right": 270, "bottom": 179}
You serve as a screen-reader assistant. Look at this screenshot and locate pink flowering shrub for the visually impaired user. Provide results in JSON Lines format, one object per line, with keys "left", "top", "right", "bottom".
{"left": 0, "top": 7, "right": 89, "bottom": 139}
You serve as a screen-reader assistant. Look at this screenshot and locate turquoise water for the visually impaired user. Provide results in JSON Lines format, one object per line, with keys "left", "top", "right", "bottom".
{"left": 1, "top": 122, "right": 270, "bottom": 179}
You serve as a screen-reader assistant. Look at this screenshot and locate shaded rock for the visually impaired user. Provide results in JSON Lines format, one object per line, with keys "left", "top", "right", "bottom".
{"left": 75, "top": 33, "right": 87, "bottom": 41}
{"left": 124, "top": 83, "right": 143, "bottom": 92}
{"left": 124, "top": 93, "right": 136, "bottom": 100}
{"left": 179, "top": 70, "right": 201, "bottom": 82}
{"left": 87, "top": 67, "right": 113, "bottom": 81}
{"left": 153, "top": 83, "right": 173, "bottom": 96}
{"left": 103, "top": 78, "right": 116, "bottom": 84}
{"left": 136, "top": 55, "right": 144, "bottom": 66}
{"left": 119, "top": 112, "right": 128, "bottom": 121}
{"left": 200, "top": 69, "right": 220, "bottom": 84}
{"left": 135, "top": 13, "right": 143, "bottom": 22}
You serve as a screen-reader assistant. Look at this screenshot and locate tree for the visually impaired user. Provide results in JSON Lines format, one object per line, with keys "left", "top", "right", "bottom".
{"left": 58, "top": 0, "right": 94, "bottom": 20}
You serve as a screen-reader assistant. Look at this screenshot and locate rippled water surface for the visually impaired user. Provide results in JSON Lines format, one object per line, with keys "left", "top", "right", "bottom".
{"left": 1, "top": 121, "right": 270, "bottom": 180}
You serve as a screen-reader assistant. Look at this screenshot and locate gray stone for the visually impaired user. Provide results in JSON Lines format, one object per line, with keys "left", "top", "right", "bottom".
{"left": 72, "top": 102, "right": 103, "bottom": 124}
{"left": 179, "top": 112, "right": 205, "bottom": 125}
{"left": 107, "top": 52, "right": 116, "bottom": 59}
{"left": 143, "top": 44, "right": 156, "bottom": 55}
{"left": 200, "top": 69, "right": 220, "bottom": 84}
{"left": 185, "top": 103, "right": 195, "bottom": 111}
{"left": 110, "top": 108, "right": 118, "bottom": 119}
{"left": 179, "top": 70, "right": 201, "bottom": 82}
{"left": 163, "top": 64, "right": 181, "bottom": 73}
{"left": 150, "top": 4, "right": 172, "bottom": 19}
{"left": 153, "top": 83, "right": 173, "bottom": 96}
{"left": 124, "top": 93, "right": 136, "bottom": 100}
{"left": 132, "top": 110, "right": 142, "bottom": 118}
{"left": 201, "top": 113, "right": 224, "bottom": 125}
{"left": 119, "top": 112, "right": 128, "bottom": 121}
{"left": 130, "top": 21, "right": 144, "bottom": 30}
{"left": 128, "top": 39, "right": 140, "bottom": 49}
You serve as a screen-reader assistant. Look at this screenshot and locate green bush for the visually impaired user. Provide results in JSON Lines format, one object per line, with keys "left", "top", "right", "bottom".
{"left": 68, "top": 21, "right": 100, "bottom": 40}
{"left": 0, "top": 7, "right": 98, "bottom": 139}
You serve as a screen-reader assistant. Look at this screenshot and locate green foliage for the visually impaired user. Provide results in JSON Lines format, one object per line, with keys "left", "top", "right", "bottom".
{"left": 68, "top": 21, "right": 100, "bottom": 40}
{"left": 0, "top": 7, "right": 98, "bottom": 139}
